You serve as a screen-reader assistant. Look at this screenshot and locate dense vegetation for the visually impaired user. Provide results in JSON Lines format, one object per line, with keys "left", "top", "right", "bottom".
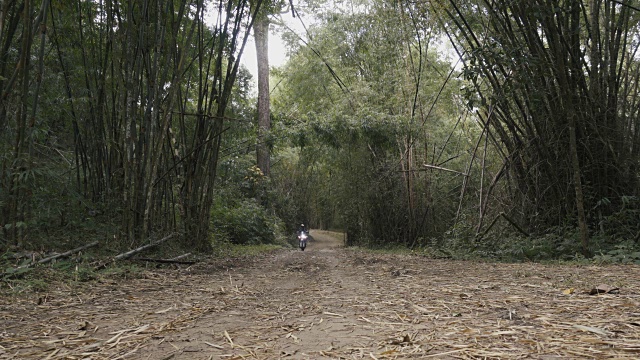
{"left": 1, "top": 0, "right": 639, "bottom": 265}
{"left": 271, "top": 0, "right": 640, "bottom": 261}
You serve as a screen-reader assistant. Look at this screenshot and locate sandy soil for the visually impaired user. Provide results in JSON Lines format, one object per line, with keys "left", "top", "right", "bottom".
{"left": 1, "top": 230, "right": 640, "bottom": 359}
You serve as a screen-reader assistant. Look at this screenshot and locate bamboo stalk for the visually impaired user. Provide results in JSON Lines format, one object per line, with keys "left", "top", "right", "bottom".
{"left": 3, "top": 241, "right": 99, "bottom": 278}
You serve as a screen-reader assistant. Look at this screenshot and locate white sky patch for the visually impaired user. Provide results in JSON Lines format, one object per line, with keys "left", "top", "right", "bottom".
{"left": 241, "top": 11, "right": 311, "bottom": 86}
{"left": 204, "top": 2, "right": 308, "bottom": 89}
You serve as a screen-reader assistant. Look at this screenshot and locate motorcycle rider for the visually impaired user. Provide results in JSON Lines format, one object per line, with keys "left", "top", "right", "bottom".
{"left": 298, "top": 223, "right": 308, "bottom": 235}
{"left": 297, "top": 223, "right": 308, "bottom": 251}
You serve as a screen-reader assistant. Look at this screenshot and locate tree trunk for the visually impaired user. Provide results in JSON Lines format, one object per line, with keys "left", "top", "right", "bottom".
{"left": 569, "top": 117, "right": 590, "bottom": 257}
{"left": 255, "top": 16, "right": 270, "bottom": 177}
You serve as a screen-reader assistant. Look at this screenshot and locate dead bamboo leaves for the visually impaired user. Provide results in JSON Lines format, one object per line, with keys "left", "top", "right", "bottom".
{"left": 2, "top": 241, "right": 640, "bottom": 359}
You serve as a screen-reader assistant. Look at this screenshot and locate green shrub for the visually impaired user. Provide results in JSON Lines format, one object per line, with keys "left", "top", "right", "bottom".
{"left": 435, "top": 217, "right": 477, "bottom": 259}
{"left": 593, "top": 240, "right": 640, "bottom": 264}
{"left": 210, "top": 198, "right": 285, "bottom": 246}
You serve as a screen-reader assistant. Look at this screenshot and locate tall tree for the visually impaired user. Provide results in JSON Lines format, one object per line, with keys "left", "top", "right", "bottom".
{"left": 255, "top": 14, "right": 271, "bottom": 176}
{"left": 253, "top": 0, "right": 291, "bottom": 178}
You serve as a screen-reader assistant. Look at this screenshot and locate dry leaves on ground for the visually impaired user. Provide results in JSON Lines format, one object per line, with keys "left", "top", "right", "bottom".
{"left": 1, "top": 230, "right": 639, "bottom": 359}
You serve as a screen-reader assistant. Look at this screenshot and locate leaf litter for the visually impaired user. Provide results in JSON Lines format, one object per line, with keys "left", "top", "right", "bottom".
{"left": 1, "top": 230, "right": 639, "bottom": 359}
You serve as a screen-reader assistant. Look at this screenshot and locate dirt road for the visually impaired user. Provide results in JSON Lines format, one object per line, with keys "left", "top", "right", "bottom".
{"left": 2, "top": 230, "right": 640, "bottom": 359}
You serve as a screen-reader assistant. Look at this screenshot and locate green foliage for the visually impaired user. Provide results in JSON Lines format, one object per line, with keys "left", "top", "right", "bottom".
{"left": 593, "top": 241, "right": 640, "bottom": 265}
{"left": 594, "top": 196, "right": 640, "bottom": 239}
{"left": 211, "top": 197, "right": 284, "bottom": 245}
{"left": 211, "top": 159, "right": 287, "bottom": 247}
{"left": 268, "top": 148, "right": 311, "bottom": 233}
{"left": 436, "top": 210, "right": 640, "bottom": 263}
{"left": 5, "top": 0, "right": 640, "bottom": 267}
{"left": 271, "top": 0, "right": 470, "bottom": 247}
{"left": 490, "top": 232, "right": 583, "bottom": 262}
{"left": 438, "top": 217, "right": 476, "bottom": 255}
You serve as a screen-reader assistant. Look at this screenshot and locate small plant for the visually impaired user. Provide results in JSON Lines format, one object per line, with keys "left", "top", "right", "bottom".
{"left": 593, "top": 240, "right": 640, "bottom": 264}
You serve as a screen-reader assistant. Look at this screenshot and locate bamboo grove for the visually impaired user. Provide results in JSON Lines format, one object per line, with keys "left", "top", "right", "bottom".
{"left": 432, "top": 0, "right": 640, "bottom": 253}
{"left": 0, "top": 0, "right": 263, "bottom": 250}
{"left": 2, "top": 0, "right": 640, "bottom": 258}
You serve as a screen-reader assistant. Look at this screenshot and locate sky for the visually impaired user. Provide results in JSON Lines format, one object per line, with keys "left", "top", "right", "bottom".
{"left": 240, "top": 12, "right": 310, "bottom": 89}
{"left": 240, "top": 28, "right": 286, "bottom": 79}
{"left": 204, "top": 2, "right": 310, "bottom": 90}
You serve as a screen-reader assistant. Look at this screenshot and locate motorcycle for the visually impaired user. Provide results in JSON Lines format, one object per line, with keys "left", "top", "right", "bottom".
{"left": 298, "top": 232, "right": 308, "bottom": 251}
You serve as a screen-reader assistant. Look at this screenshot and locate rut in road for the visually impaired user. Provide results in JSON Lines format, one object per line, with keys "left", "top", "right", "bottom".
{"left": 2, "top": 229, "right": 640, "bottom": 359}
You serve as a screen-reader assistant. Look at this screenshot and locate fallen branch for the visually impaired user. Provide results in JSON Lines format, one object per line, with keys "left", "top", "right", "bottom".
{"left": 133, "top": 257, "right": 196, "bottom": 265}
{"left": 95, "top": 233, "right": 177, "bottom": 270}
{"left": 38, "top": 241, "right": 99, "bottom": 265}
{"left": 3, "top": 241, "right": 99, "bottom": 278}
